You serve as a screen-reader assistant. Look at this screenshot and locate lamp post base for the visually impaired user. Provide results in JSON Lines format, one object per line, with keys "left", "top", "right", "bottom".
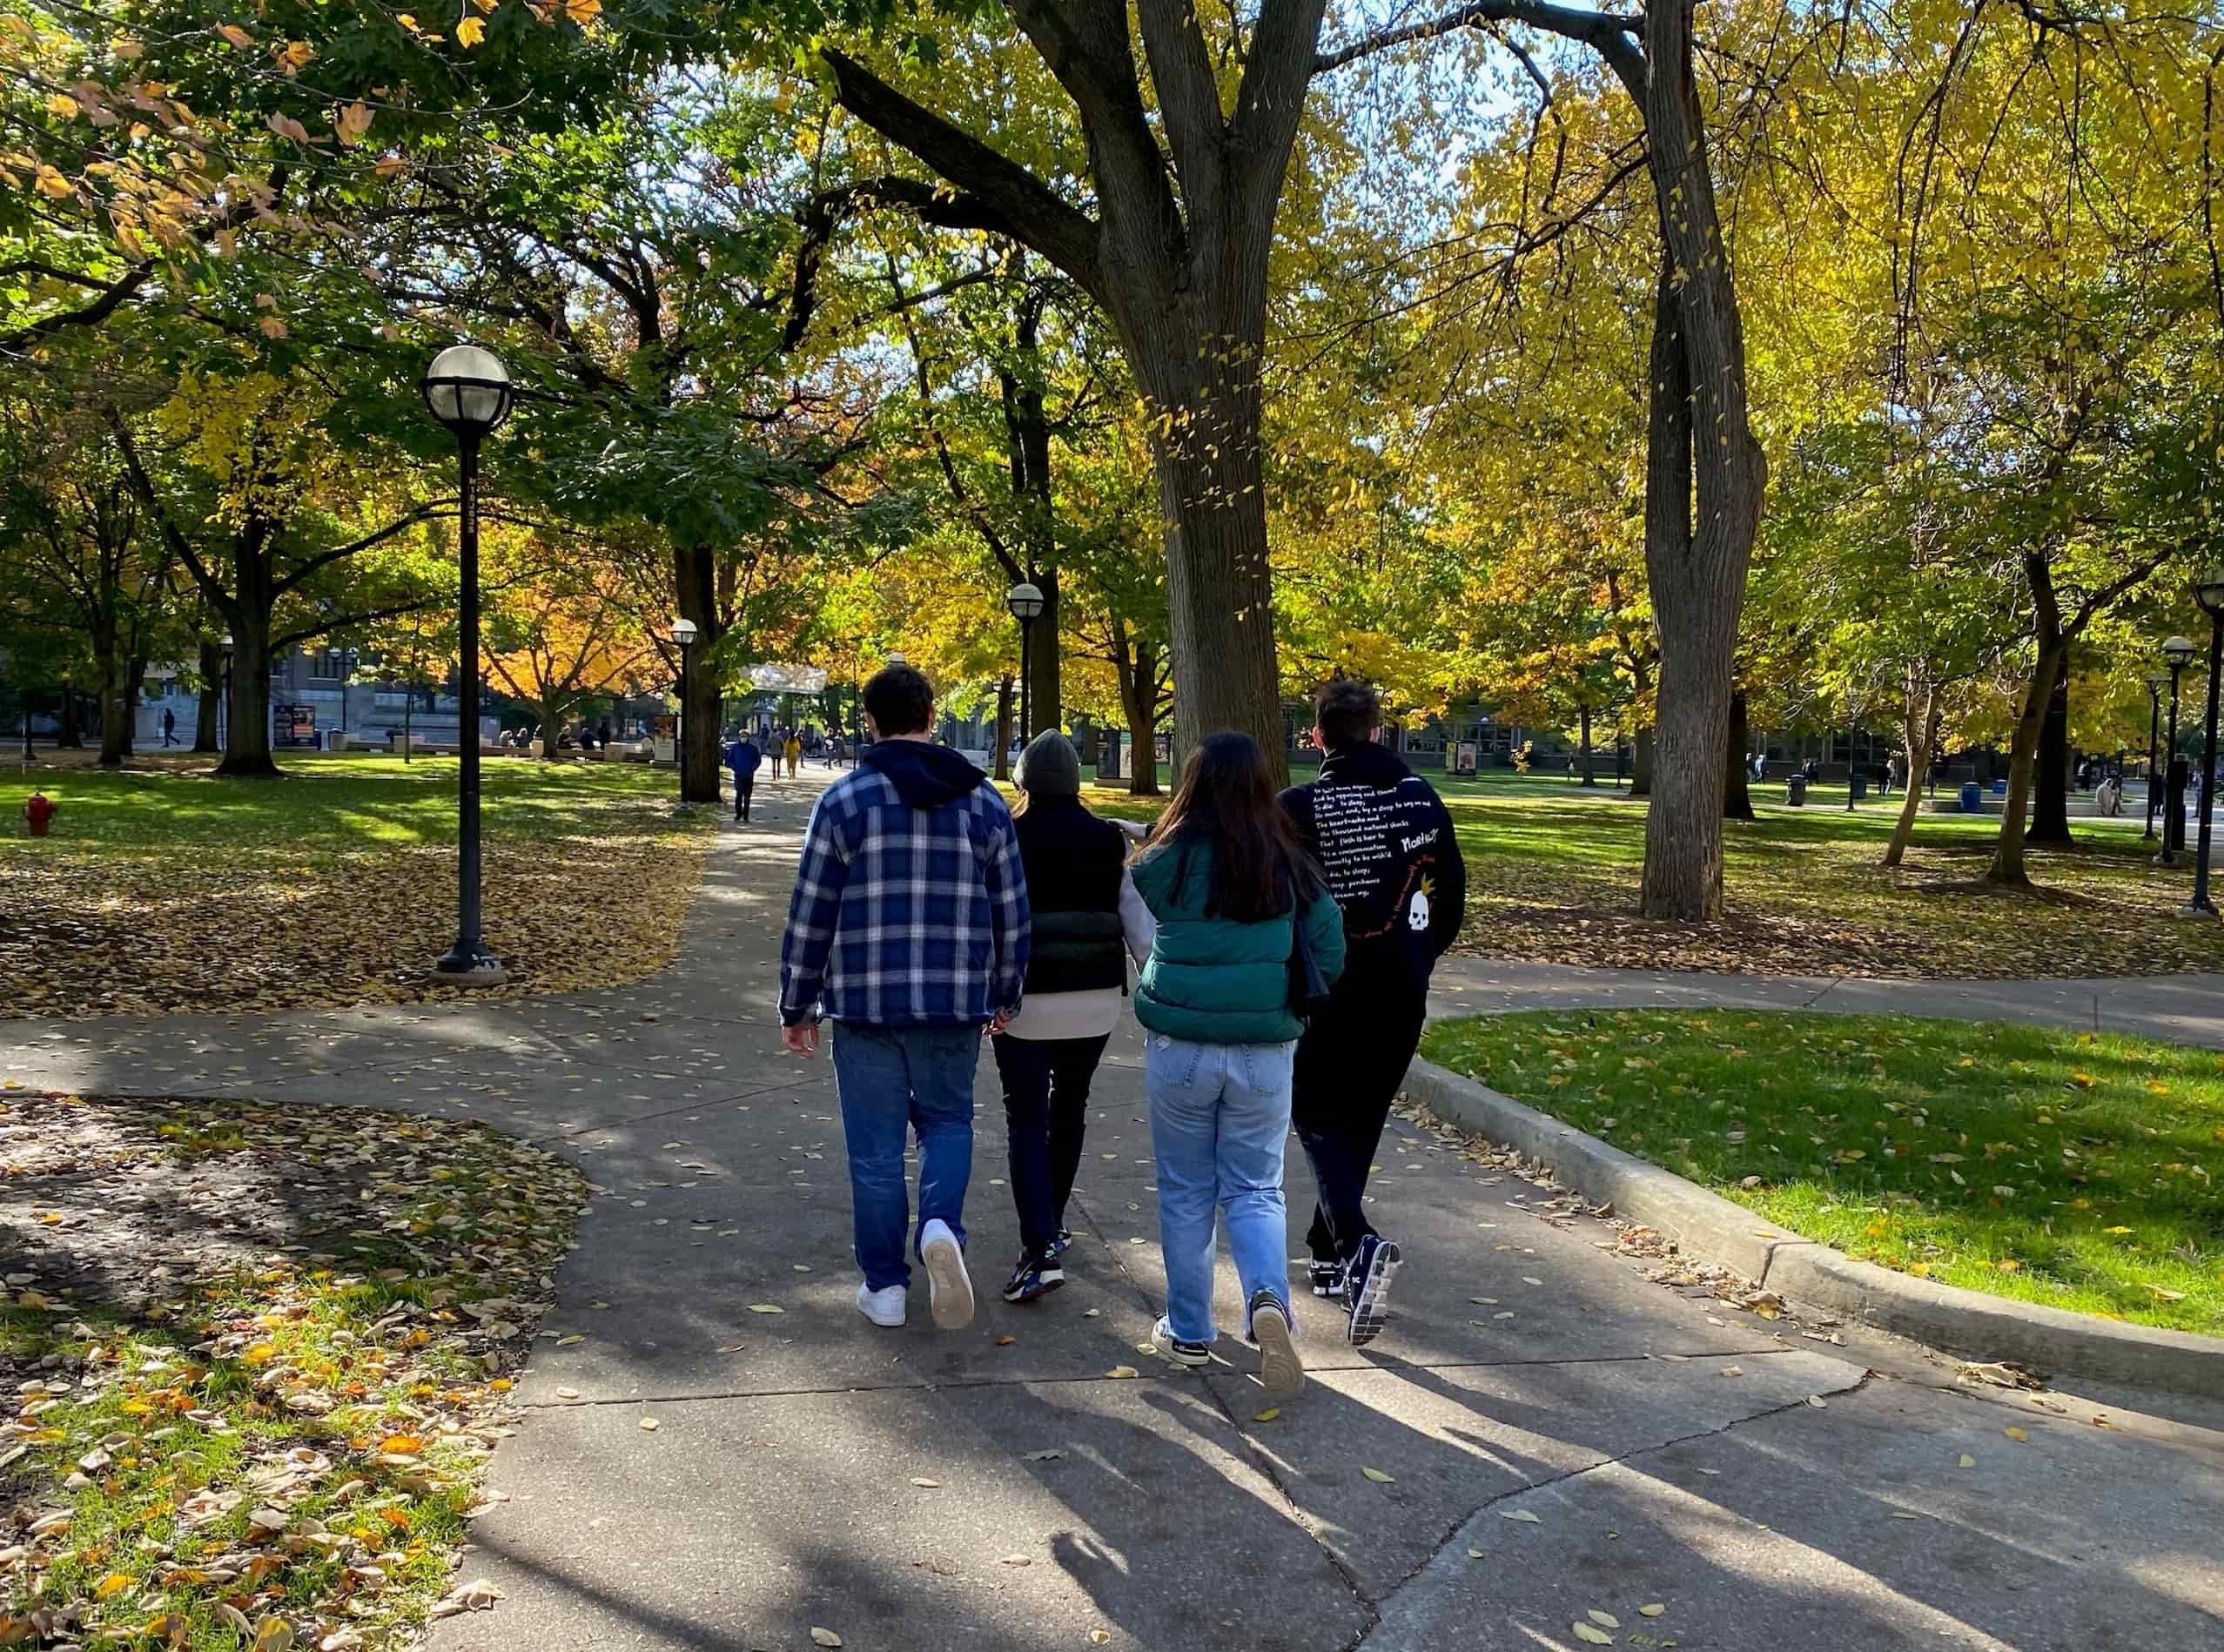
{"left": 433, "top": 944, "right": 507, "bottom": 986}
{"left": 2176, "top": 898, "right": 2218, "bottom": 920}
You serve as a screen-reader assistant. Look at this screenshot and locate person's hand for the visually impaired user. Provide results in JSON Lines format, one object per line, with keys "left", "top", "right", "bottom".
{"left": 986, "top": 1008, "right": 1015, "bottom": 1037}
{"left": 782, "top": 1021, "right": 821, "bottom": 1057}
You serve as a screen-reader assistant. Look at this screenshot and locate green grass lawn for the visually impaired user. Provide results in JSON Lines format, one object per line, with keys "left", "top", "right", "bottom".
{"left": 2, "top": 752, "right": 712, "bottom": 1017}
{"left": 1074, "top": 765, "right": 2223, "bottom": 980}
{"left": 1421, "top": 1010, "right": 2224, "bottom": 1336}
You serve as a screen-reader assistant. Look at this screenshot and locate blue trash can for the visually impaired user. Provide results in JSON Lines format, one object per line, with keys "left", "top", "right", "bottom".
{"left": 1992, "top": 777, "right": 2008, "bottom": 796}
{"left": 1960, "top": 781, "right": 1983, "bottom": 813}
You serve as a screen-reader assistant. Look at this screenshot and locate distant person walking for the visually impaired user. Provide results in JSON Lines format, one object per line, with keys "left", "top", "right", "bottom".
{"left": 723, "top": 729, "right": 763, "bottom": 823}
{"left": 1281, "top": 681, "right": 1466, "bottom": 1346}
{"left": 991, "top": 732, "right": 1155, "bottom": 1304}
{"left": 779, "top": 663, "right": 1030, "bottom": 1333}
{"left": 784, "top": 729, "right": 803, "bottom": 778}
{"left": 161, "top": 707, "right": 176, "bottom": 748}
{"left": 1129, "top": 731, "right": 1346, "bottom": 1398}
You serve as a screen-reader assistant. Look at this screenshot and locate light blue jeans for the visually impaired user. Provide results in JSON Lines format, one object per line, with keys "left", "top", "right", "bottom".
{"left": 1146, "top": 1033, "right": 1298, "bottom": 1345}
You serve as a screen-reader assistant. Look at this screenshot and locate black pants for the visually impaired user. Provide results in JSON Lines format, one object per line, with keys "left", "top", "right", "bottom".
{"left": 1292, "top": 978, "right": 1429, "bottom": 1266}
{"left": 991, "top": 1031, "right": 1111, "bottom": 1256}
{"left": 733, "top": 776, "right": 754, "bottom": 821}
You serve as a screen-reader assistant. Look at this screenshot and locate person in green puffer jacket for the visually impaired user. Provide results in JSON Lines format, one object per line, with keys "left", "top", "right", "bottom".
{"left": 1127, "top": 731, "right": 1346, "bottom": 1400}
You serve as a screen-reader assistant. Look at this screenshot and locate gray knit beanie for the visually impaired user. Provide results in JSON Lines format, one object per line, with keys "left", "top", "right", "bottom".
{"left": 1015, "top": 730, "right": 1082, "bottom": 796}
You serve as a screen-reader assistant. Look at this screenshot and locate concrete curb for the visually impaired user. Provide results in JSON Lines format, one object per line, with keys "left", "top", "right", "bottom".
{"left": 1402, "top": 1056, "right": 2224, "bottom": 1400}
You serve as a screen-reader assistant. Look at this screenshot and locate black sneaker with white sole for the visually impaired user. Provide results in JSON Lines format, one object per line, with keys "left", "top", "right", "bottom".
{"left": 1307, "top": 1259, "right": 1345, "bottom": 1299}
{"left": 1248, "top": 1290, "right": 1304, "bottom": 1398}
{"left": 1152, "top": 1315, "right": 1209, "bottom": 1367}
{"left": 1344, "top": 1234, "right": 1401, "bottom": 1348}
{"left": 1002, "top": 1251, "right": 1065, "bottom": 1304}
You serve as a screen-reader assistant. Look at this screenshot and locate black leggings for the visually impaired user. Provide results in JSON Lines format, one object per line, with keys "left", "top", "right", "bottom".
{"left": 991, "top": 1032, "right": 1112, "bottom": 1256}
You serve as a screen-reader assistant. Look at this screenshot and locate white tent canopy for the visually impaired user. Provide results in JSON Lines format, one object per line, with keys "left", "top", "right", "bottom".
{"left": 738, "top": 664, "right": 828, "bottom": 695}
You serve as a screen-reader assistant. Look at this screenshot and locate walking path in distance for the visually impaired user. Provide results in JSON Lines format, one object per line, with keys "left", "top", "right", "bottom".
{"left": 3, "top": 764, "right": 2220, "bottom": 1650}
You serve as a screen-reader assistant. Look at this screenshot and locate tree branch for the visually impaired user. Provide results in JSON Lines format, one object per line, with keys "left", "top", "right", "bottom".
{"left": 1314, "top": 1, "right": 1646, "bottom": 98}
{"left": 819, "top": 50, "right": 1105, "bottom": 302}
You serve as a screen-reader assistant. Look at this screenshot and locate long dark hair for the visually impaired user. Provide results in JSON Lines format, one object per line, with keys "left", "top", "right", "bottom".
{"left": 1139, "top": 731, "right": 1318, "bottom": 922}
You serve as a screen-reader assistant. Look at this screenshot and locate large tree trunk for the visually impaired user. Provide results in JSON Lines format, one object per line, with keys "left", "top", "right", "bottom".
{"left": 1004, "top": 285, "right": 1064, "bottom": 737}
{"left": 1882, "top": 679, "right": 1937, "bottom": 870}
{"left": 1635, "top": 0, "right": 1768, "bottom": 922}
{"left": 1113, "top": 628, "right": 1164, "bottom": 796}
{"left": 1631, "top": 725, "right": 1655, "bottom": 797}
{"left": 1027, "top": 565, "right": 1061, "bottom": 737}
{"left": 97, "top": 674, "right": 133, "bottom": 769}
{"left": 1987, "top": 638, "right": 2066, "bottom": 888}
{"left": 1723, "top": 689, "right": 1755, "bottom": 821}
{"left": 674, "top": 542, "right": 723, "bottom": 804}
{"left": 1140, "top": 374, "right": 1281, "bottom": 773}
{"left": 192, "top": 637, "right": 222, "bottom": 754}
{"left": 2028, "top": 654, "right": 2073, "bottom": 847}
{"left": 218, "top": 602, "right": 279, "bottom": 778}
{"left": 57, "top": 688, "right": 82, "bottom": 749}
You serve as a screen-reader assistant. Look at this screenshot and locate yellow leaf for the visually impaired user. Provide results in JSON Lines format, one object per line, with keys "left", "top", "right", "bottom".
{"left": 638, "top": 1417, "right": 657, "bottom": 1431}
{"left": 95, "top": 1572, "right": 136, "bottom": 1599}
{"left": 909, "top": 1478, "right": 940, "bottom": 1488}
{"left": 1252, "top": 1408, "right": 1280, "bottom": 1424}
{"left": 994, "top": 1334, "right": 1016, "bottom": 1346}
{"left": 2102, "top": 1226, "right": 2134, "bottom": 1236}
{"left": 1361, "top": 1467, "right": 1394, "bottom": 1483}
{"left": 32, "top": 165, "right": 71, "bottom": 199}
{"left": 2144, "top": 1286, "right": 2187, "bottom": 1302}
{"left": 2004, "top": 1427, "right": 2029, "bottom": 1443}
{"left": 1639, "top": 1604, "right": 1666, "bottom": 1617}
{"left": 564, "top": 0, "right": 603, "bottom": 21}
{"left": 1589, "top": 1609, "right": 1622, "bottom": 1628}
{"left": 1959, "top": 1454, "right": 1976, "bottom": 1468}
{"left": 810, "top": 1631, "right": 843, "bottom": 1649}
{"left": 252, "top": 1619, "right": 295, "bottom": 1652}
{"left": 218, "top": 24, "right": 253, "bottom": 48}
{"left": 1573, "top": 1623, "right": 1614, "bottom": 1646}
{"left": 44, "top": 93, "right": 80, "bottom": 119}
{"left": 1104, "top": 1366, "right": 1139, "bottom": 1379}
{"left": 334, "top": 102, "right": 373, "bottom": 144}
{"left": 455, "top": 17, "right": 486, "bottom": 46}
{"left": 379, "top": 1434, "right": 423, "bottom": 1455}
{"left": 1500, "top": 1508, "right": 1542, "bottom": 1523}
{"left": 747, "top": 1304, "right": 784, "bottom": 1314}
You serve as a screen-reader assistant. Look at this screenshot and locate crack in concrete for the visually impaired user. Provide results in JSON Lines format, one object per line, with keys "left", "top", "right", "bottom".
{"left": 1354, "top": 1369, "right": 1880, "bottom": 1643}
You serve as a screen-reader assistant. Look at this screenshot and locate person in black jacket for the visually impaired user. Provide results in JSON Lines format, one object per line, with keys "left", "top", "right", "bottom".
{"left": 1280, "top": 680, "right": 1467, "bottom": 1347}
{"left": 991, "top": 732, "right": 1155, "bottom": 1304}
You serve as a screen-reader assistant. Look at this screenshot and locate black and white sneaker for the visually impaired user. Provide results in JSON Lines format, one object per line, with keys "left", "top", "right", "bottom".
{"left": 1344, "top": 1234, "right": 1401, "bottom": 1349}
{"left": 1249, "top": 1290, "right": 1304, "bottom": 1398}
{"left": 1001, "top": 1251, "right": 1065, "bottom": 1304}
{"left": 1151, "top": 1315, "right": 1210, "bottom": 1367}
{"left": 1047, "top": 1228, "right": 1072, "bottom": 1262}
{"left": 1307, "top": 1259, "right": 1346, "bottom": 1299}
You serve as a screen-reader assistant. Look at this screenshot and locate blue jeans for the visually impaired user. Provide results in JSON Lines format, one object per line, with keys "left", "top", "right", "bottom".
{"left": 830, "top": 1023, "right": 981, "bottom": 1291}
{"left": 1146, "top": 1034, "right": 1297, "bottom": 1345}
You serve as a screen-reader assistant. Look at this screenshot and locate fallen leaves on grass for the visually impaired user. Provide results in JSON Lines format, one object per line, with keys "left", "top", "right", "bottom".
{"left": 0, "top": 766, "right": 710, "bottom": 1019}
{"left": 0, "top": 1091, "right": 585, "bottom": 1649}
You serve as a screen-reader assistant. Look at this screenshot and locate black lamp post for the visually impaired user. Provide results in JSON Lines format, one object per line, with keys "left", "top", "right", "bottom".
{"left": 2187, "top": 570, "right": 2224, "bottom": 916}
{"left": 2160, "top": 635, "right": 2196, "bottom": 865}
{"left": 2144, "top": 674, "right": 2167, "bottom": 843}
{"left": 420, "top": 342, "right": 514, "bottom": 984}
{"left": 218, "top": 633, "right": 233, "bottom": 752}
{"left": 1006, "top": 580, "right": 1045, "bottom": 742}
{"left": 670, "top": 617, "right": 698, "bottom": 805}
{"left": 335, "top": 646, "right": 358, "bottom": 741}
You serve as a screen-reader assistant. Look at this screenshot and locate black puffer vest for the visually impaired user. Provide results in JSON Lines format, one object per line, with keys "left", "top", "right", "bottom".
{"left": 1013, "top": 796, "right": 1129, "bottom": 995}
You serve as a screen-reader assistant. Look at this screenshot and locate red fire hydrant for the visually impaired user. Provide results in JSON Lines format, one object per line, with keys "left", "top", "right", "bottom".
{"left": 24, "top": 791, "right": 55, "bottom": 838}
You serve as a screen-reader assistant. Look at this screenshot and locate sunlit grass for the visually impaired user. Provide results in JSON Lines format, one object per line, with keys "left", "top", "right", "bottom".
{"left": 1421, "top": 1011, "right": 2224, "bottom": 1333}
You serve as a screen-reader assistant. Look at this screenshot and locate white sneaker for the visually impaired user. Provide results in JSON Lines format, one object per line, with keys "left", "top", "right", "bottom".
{"left": 919, "top": 1219, "right": 975, "bottom": 1330}
{"left": 857, "top": 1281, "right": 907, "bottom": 1328}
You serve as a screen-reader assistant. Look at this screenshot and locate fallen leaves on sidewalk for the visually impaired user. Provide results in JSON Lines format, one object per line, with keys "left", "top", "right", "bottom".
{"left": 0, "top": 1090, "right": 585, "bottom": 1650}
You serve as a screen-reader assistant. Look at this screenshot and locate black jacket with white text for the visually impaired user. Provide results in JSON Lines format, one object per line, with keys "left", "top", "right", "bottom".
{"left": 1280, "top": 739, "right": 1466, "bottom": 998}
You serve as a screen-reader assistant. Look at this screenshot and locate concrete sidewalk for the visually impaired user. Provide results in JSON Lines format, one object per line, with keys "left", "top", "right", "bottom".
{"left": 4, "top": 767, "right": 2222, "bottom": 1649}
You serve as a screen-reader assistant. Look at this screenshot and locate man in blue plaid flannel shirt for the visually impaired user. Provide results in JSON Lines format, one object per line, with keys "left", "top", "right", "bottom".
{"left": 780, "top": 663, "right": 1030, "bottom": 1332}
